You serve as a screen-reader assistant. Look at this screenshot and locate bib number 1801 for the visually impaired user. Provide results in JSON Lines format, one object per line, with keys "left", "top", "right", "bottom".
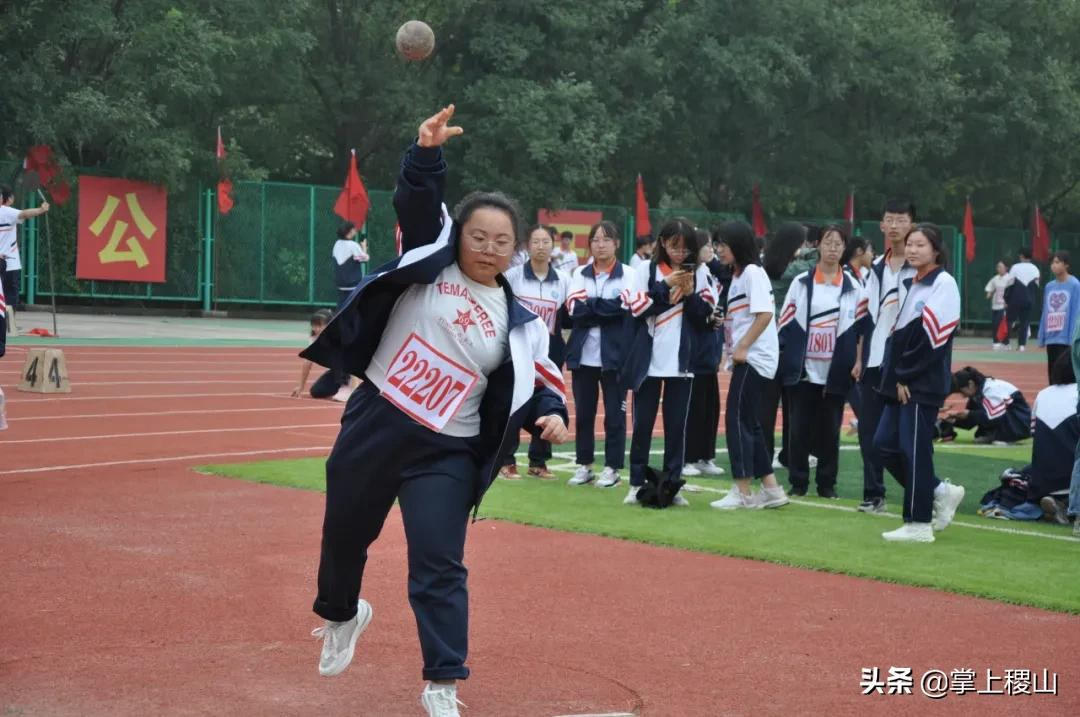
{"left": 382, "top": 333, "right": 478, "bottom": 431}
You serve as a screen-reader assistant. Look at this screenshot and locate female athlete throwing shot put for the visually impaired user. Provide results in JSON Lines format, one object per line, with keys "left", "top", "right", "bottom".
{"left": 301, "top": 105, "right": 570, "bottom": 716}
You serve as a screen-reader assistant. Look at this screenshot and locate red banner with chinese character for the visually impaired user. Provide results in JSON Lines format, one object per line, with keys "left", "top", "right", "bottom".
{"left": 536, "top": 208, "right": 602, "bottom": 261}
{"left": 76, "top": 176, "right": 168, "bottom": 283}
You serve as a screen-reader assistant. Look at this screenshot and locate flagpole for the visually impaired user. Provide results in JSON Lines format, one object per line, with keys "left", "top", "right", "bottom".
{"left": 35, "top": 189, "right": 59, "bottom": 337}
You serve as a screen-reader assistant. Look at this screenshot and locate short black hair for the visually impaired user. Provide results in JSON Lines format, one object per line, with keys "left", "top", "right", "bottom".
{"left": 1019, "top": 247, "right": 1033, "bottom": 260}
{"left": 0, "top": 185, "right": 12, "bottom": 203}
{"left": 454, "top": 191, "right": 523, "bottom": 245}
{"left": 635, "top": 235, "right": 654, "bottom": 249}
{"left": 654, "top": 218, "right": 700, "bottom": 267}
{"left": 882, "top": 197, "right": 917, "bottom": 221}
{"left": 310, "top": 308, "right": 333, "bottom": 325}
{"left": 714, "top": 221, "right": 759, "bottom": 270}
{"left": 560, "top": 230, "right": 574, "bottom": 240}
{"left": 951, "top": 366, "right": 987, "bottom": 394}
{"left": 1051, "top": 250, "right": 1071, "bottom": 267}
{"left": 841, "top": 236, "right": 870, "bottom": 266}
{"left": 820, "top": 224, "right": 850, "bottom": 249}
{"left": 803, "top": 223, "right": 823, "bottom": 247}
{"left": 1051, "top": 351, "right": 1076, "bottom": 385}
{"left": 588, "top": 221, "right": 620, "bottom": 245}
{"left": 526, "top": 224, "right": 556, "bottom": 242}
{"left": 336, "top": 222, "right": 356, "bottom": 240}
{"left": 762, "top": 222, "right": 807, "bottom": 280}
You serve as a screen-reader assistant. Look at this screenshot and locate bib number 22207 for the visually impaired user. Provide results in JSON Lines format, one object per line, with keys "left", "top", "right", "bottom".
{"left": 382, "top": 333, "right": 478, "bottom": 431}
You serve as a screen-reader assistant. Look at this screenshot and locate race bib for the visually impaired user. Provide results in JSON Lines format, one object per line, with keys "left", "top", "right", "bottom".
{"left": 1047, "top": 311, "right": 1066, "bottom": 333}
{"left": 518, "top": 296, "right": 558, "bottom": 333}
{"left": 382, "top": 333, "right": 479, "bottom": 432}
{"left": 806, "top": 323, "right": 836, "bottom": 360}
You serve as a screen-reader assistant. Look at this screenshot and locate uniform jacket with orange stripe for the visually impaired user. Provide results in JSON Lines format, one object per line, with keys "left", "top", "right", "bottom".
{"left": 301, "top": 143, "right": 567, "bottom": 508}
{"left": 565, "top": 262, "right": 637, "bottom": 371}
{"left": 776, "top": 269, "right": 868, "bottom": 395}
{"left": 877, "top": 267, "right": 961, "bottom": 408}
{"left": 618, "top": 262, "right": 717, "bottom": 392}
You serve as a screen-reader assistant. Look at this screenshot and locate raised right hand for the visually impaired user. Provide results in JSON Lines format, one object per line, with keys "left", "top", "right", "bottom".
{"left": 418, "top": 104, "right": 464, "bottom": 148}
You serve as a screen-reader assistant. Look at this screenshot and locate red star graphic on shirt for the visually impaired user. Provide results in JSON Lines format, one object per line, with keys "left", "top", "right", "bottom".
{"left": 452, "top": 307, "right": 475, "bottom": 332}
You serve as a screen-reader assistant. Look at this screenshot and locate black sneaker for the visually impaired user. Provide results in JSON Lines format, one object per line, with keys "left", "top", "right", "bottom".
{"left": 789, "top": 485, "right": 808, "bottom": 497}
{"left": 817, "top": 487, "right": 839, "bottom": 499}
{"left": 857, "top": 497, "right": 887, "bottom": 513}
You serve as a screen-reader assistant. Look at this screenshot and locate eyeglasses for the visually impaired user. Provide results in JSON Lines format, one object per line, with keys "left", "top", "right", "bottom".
{"left": 464, "top": 235, "right": 515, "bottom": 256}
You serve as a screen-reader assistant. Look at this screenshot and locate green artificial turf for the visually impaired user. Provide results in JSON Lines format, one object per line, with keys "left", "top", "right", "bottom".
{"left": 201, "top": 438, "right": 1080, "bottom": 614}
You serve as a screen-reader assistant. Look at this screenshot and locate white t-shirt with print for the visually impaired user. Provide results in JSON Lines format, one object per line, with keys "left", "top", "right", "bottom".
{"left": 724, "top": 264, "right": 778, "bottom": 379}
{"left": 647, "top": 263, "right": 712, "bottom": 378}
{"left": 985, "top": 274, "right": 1010, "bottom": 310}
{"left": 0, "top": 206, "right": 23, "bottom": 271}
{"left": 366, "top": 262, "right": 509, "bottom": 437}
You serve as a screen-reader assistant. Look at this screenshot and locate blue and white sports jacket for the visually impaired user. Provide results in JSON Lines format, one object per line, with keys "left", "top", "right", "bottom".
{"left": 301, "top": 143, "right": 568, "bottom": 508}
{"left": 877, "top": 267, "right": 961, "bottom": 408}
{"left": 962, "top": 377, "right": 1032, "bottom": 442}
{"left": 564, "top": 261, "right": 636, "bottom": 371}
{"left": 1027, "top": 383, "right": 1080, "bottom": 492}
{"left": 776, "top": 269, "right": 868, "bottom": 395}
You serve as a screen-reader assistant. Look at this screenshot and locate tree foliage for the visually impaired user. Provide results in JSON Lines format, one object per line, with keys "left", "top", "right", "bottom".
{"left": 4, "top": 0, "right": 1080, "bottom": 227}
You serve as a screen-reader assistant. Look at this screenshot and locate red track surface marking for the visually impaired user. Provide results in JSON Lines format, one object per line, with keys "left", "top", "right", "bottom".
{"left": 1, "top": 346, "right": 1075, "bottom": 716}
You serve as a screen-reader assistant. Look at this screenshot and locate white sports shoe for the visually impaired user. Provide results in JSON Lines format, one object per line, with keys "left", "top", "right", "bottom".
{"left": 671, "top": 493, "right": 690, "bottom": 507}
{"left": 695, "top": 459, "right": 725, "bottom": 475}
{"left": 568, "top": 466, "right": 595, "bottom": 485}
{"left": 710, "top": 488, "right": 753, "bottom": 510}
{"left": 808, "top": 455, "right": 818, "bottom": 469}
{"left": 681, "top": 463, "right": 702, "bottom": 477}
{"left": 312, "top": 599, "right": 373, "bottom": 676}
{"left": 752, "top": 485, "right": 789, "bottom": 509}
{"left": 882, "top": 522, "right": 935, "bottom": 543}
{"left": 595, "top": 467, "right": 621, "bottom": 488}
{"left": 771, "top": 457, "right": 784, "bottom": 470}
{"left": 623, "top": 485, "right": 641, "bottom": 505}
{"left": 932, "top": 480, "right": 966, "bottom": 531}
{"left": 421, "top": 681, "right": 465, "bottom": 717}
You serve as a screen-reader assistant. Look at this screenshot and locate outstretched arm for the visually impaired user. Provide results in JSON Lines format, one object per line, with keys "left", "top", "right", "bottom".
{"left": 393, "top": 105, "right": 464, "bottom": 254}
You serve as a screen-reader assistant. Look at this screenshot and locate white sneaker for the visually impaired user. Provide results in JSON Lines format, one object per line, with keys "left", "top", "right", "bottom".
{"left": 421, "top": 681, "right": 465, "bottom": 717}
{"left": 671, "top": 493, "right": 690, "bottom": 507}
{"left": 992, "top": 343, "right": 1003, "bottom": 351}
{"left": 623, "top": 485, "right": 641, "bottom": 505}
{"left": 568, "top": 466, "right": 595, "bottom": 485}
{"left": 882, "top": 522, "right": 935, "bottom": 543}
{"left": 808, "top": 455, "right": 818, "bottom": 469}
{"left": 752, "top": 485, "right": 789, "bottom": 509}
{"left": 332, "top": 386, "right": 353, "bottom": 402}
{"left": 312, "top": 600, "right": 373, "bottom": 676}
{"left": 771, "top": 457, "right": 783, "bottom": 470}
{"left": 932, "top": 480, "right": 966, "bottom": 531}
{"left": 1019, "top": 346, "right": 1026, "bottom": 352}
{"left": 595, "top": 467, "right": 621, "bottom": 488}
{"left": 681, "top": 463, "right": 702, "bottom": 477}
{"left": 710, "top": 488, "right": 753, "bottom": 510}
{"left": 696, "top": 459, "right": 725, "bottom": 475}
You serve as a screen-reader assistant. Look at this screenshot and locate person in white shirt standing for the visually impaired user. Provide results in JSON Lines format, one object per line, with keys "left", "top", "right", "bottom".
{"left": 985, "top": 260, "right": 1010, "bottom": 349}
{"left": 629, "top": 235, "right": 654, "bottom": 273}
{"left": 499, "top": 224, "right": 571, "bottom": 479}
{"left": 0, "top": 186, "right": 51, "bottom": 333}
{"left": 551, "top": 230, "right": 580, "bottom": 274}
{"left": 332, "top": 221, "right": 369, "bottom": 308}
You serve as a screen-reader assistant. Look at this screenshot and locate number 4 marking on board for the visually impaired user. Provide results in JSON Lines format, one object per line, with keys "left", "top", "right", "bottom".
{"left": 48, "top": 358, "right": 61, "bottom": 388}
{"left": 24, "top": 357, "right": 39, "bottom": 386}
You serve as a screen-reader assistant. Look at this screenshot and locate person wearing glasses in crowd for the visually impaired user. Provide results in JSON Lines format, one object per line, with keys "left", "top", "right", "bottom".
{"left": 565, "top": 222, "right": 637, "bottom": 488}
{"left": 301, "top": 105, "right": 570, "bottom": 716}
{"left": 498, "top": 224, "right": 572, "bottom": 478}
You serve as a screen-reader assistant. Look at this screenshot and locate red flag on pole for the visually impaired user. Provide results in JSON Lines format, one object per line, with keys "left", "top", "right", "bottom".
{"left": 216, "top": 127, "right": 234, "bottom": 215}
{"left": 751, "top": 184, "right": 768, "bottom": 238}
{"left": 334, "top": 149, "right": 370, "bottom": 226}
{"left": 24, "top": 145, "right": 71, "bottom": 205}
{"left": 842, "top": 190, "right": 855, "bottom": 233}
{"left": 635, "top": 174, "right": 651, "bottom": 239}
{"left": 1031, "top": 204, "right": 1050, "bottom": 262}
{"left": 962, "top": 198, "right": 976, "bottom": 262}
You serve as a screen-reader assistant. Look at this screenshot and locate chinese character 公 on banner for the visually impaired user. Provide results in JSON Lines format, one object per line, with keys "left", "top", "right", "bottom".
{"left": 76, "top": 176, "right": 168, "bottom": 283}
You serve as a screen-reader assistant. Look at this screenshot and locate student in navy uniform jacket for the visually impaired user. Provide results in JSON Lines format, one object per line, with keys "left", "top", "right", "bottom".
{"left": 777, "top": 225, "right": 868, "bottom": 498}
{"left": 1037, "top": 250, "right": 1080, "bottom": 381}
{"left": 564, "top": 222, "right": 636, "bottom": 488}
{"left": 874, "top": 223, "right": 966, "bottom": 543}
{"left": 620, "top": 219, "right": 717, "bottom": 506}
{"left": 1001, "top": 353, "right": 1080, "bottom": 521}
{"left": 683, "top": 233, "right": 726, "bottom": 477}
{"left": 939, "top": 367, "right": 1032, "bottom": 445}
{"left": 301, "top": 106, "right": 569, "bottom": 715}
{"left": 498, "top": 224, "right": 571, "bottom": 479}
{"left": 1005, "top": 247, "right": 1040, "bottom": 350}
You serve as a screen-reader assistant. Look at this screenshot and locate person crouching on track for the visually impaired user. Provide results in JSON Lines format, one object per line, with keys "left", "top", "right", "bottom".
{"left": 564, "top": 221, "right": 636, "bottom": 488}
{"left": 874, "top": 223, "right": 965, "bottom": 543}
{"left": 620, "top": 219, "right": 717, "bottom": 506}
{"left": 777, "top": 225, "right": 868, "bottom": 498}
{"left": 292, "top": 309, "right": 352, "bottom": 400}
{"left": 938, "top": 366, "right": 1032, "bottom": 445}
{"left": 301, "top": 105, "right": 570, "bottom": 716}
{"left": 498, "top": 224, "right": 571, "bottom": 479}
{"left": 710, "top": 221, "right": 789, "bottom": 510}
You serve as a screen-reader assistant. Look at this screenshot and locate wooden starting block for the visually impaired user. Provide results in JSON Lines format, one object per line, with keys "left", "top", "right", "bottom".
{"left": 17, "top": 347, "right": 71, "bottom": 393}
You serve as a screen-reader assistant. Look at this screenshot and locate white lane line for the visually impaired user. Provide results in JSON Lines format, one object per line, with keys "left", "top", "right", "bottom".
{"left": 12, "top": 405, "right": 342, "bottom": 422}
{"left": 0, "top": 368, "right": 297, "bottom": 375}
{"left": 0, "top": 446, "right": 333, "bottom": 476}
{"left": 64, "top": 380, "right": 293, "bottom": 386}
{"left": 5, "top": 391, "right": 288, "bottom": 404}
{"left": 0, "top": 423, "right": 340, "bottom": 444}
